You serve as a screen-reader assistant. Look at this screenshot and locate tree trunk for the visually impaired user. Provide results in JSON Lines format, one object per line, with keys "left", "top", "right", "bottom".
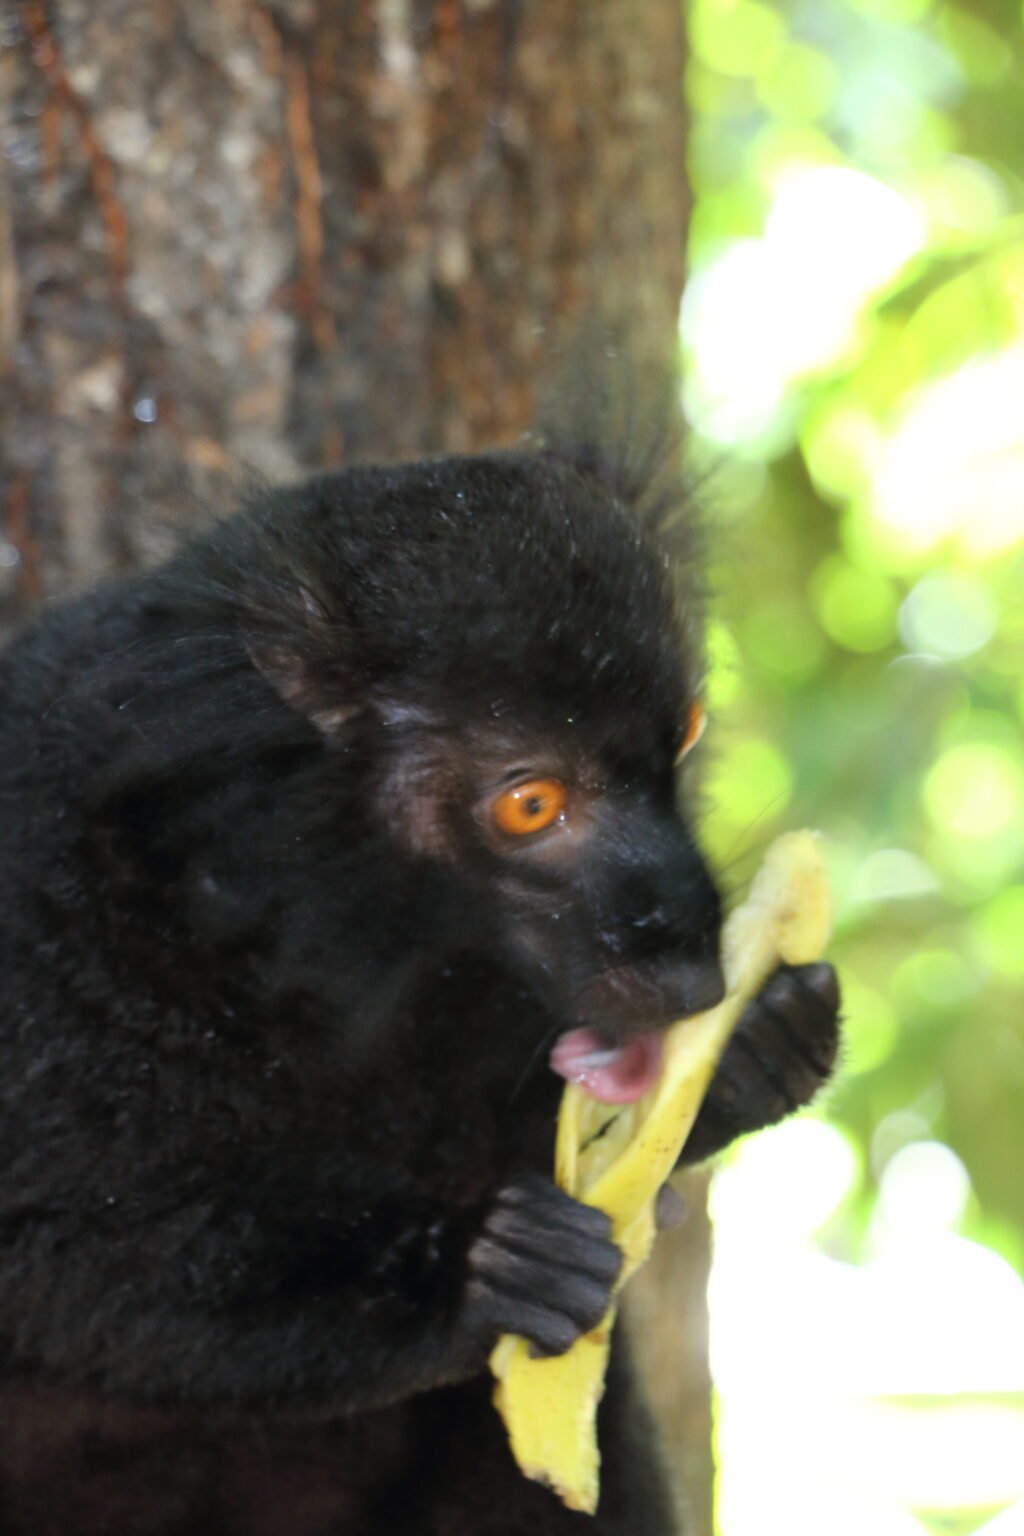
{"left": 0, "top": 1, "right": 710, "bottom": 1528}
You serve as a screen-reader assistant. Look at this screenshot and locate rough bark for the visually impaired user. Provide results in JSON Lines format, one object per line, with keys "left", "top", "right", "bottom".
{"left": 0, "top": 0, "right": 689, "bottom": 617}
{"left": 0, "top": 0, "right": 710, "bottom": 1527}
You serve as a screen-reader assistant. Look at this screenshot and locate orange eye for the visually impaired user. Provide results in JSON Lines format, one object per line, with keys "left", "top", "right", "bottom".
{"left": 492, "top": 779, "right": 568, "bottom": 837}
{"left": 675, "top": 701, "right": 706, "bottom": 764}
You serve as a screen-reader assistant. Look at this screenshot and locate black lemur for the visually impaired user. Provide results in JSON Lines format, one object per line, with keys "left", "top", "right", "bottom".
{"left": 0, "top": 408, "right": 839, "bottom": 1535}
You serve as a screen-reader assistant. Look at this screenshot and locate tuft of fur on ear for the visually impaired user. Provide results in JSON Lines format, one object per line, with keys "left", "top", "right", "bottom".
{"left": 163, "top": 482, "right": 364, "bottom": 737}
{"left": 528, "top": 331, "right": 708, "bottom": 660}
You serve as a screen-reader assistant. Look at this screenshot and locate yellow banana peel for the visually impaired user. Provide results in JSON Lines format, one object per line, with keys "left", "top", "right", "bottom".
{"left": 490, "top": 830, "right": 832, "bottom": 1514}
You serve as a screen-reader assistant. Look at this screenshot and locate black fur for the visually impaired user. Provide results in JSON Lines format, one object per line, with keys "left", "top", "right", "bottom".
{"left": 0, "top": 433, "right": 839, "bottom": 1534}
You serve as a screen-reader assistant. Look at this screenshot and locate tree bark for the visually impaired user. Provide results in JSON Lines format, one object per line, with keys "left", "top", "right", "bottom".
{"left": 0, "top": 1, "right": 710, "bottom": 1528}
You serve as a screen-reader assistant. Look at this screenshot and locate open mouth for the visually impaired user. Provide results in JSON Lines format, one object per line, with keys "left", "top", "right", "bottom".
{"left": 548, "top": 1026, "right": 665, "bottom": 1105}
{"left": 549, "top": 954, "right": 725, "bottom": 1103}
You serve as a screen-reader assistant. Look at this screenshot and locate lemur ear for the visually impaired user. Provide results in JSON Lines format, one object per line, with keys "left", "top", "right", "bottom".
{"left": 247, "top": 585, "right": 361, "bottom": 735}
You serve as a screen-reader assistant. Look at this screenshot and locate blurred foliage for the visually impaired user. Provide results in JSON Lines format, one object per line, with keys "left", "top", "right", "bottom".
{"left": 683, "top": 0, "right": 1024, "bottom": 1526}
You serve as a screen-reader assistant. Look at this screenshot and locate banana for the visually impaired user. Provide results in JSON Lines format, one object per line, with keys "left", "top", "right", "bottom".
{"left": 489, "top": 830, "right": 832, "bottom": 1514}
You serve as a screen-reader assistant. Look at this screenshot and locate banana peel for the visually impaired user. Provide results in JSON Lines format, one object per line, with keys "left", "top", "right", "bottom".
{"left": 490, "top": 830, "right": 832, "bottom": 1514}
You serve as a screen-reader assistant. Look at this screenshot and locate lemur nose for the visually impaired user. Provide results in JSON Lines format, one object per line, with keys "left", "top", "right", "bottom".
{"left": 657, "top": 954, "right": 726, "bottom": 1018}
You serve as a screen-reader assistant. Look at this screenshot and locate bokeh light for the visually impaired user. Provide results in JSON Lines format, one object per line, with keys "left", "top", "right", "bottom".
{"left": 685, "top": 0, "right": 1024, "bottom": 1530}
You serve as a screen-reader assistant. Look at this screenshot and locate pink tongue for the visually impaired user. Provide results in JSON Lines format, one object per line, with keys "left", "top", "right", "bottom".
{"left": 549, "top": 1028, "right": 664, "bottom": 1105}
